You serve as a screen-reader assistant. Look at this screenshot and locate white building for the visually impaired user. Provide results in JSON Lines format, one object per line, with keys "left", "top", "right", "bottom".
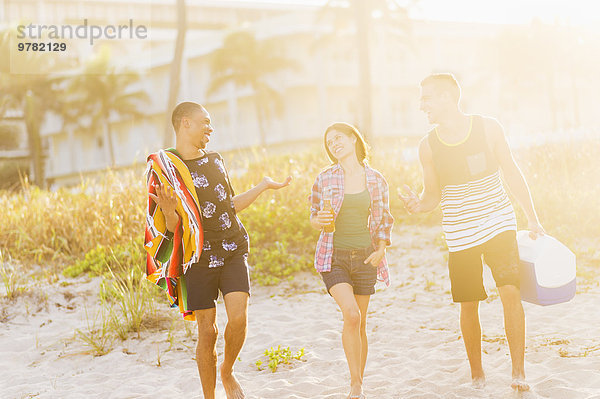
{"left": 3, "top": 0, "right": 598, "bottom": 185}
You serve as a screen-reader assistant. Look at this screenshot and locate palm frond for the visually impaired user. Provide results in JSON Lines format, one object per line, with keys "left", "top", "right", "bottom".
{"left": 206, "top": 73, "right": 240, "bottom": 97}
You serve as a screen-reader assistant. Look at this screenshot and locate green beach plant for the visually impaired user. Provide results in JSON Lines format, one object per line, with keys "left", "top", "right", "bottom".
{"left": 255, "top": 345, "right": 306, "bottom": 372}
{"left": 64, "top": 239, "right": 145, "bottom": 279}
{"left": 0, "top": 263, "right": 26, "bottom": 300}
{"left": 0, "top": 138, "right": 598, "bottom": 289}
{"left": 105, "top": 266, "right": 151, "bottom": 340}
{"left": 75, "top": 304, "right": 114, "bottom": 356}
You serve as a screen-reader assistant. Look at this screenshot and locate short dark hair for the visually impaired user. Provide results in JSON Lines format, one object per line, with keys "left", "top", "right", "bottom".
{"left": 420, "top": 73, "right": 461, "bottom": 103}
{"left": 324, "top": 122, "right": 370, "bottom": 165}
{"left": 171, "top": 102, "right": 204, "bottom": 133}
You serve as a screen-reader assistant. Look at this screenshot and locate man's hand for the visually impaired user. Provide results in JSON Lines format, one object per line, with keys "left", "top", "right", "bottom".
{"left": 262, "top": 176, "right": 292, "bottom": 190}
{"left": 233, "top": 175, "right": 292, "bottom": 213}
{"left": 149, "top": 182, "right": 179, "bottom": 231}
{"left": 364, "top": 247, "right": 385, "bottom": 268}
{"left": 398, "top": 184, "right": 421, "bottom": 214}
{"left": 527, "top": 220, "right": 545, "bottom": 240}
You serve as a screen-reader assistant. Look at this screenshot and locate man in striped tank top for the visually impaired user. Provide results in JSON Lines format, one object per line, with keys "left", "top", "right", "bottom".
{"left": 399, "top": 73, "right": 545, "bottom": 392}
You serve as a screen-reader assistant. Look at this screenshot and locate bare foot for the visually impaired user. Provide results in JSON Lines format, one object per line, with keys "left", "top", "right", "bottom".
{"left": 471, "top": 370, "right": 485, "bottom": 389}
{"left": 220, "top": 364, "right": 245, "bottom": 399}
{"left": 511, "top": 377, "right": 530, "bottom": 392}
{"left": 347, "top": 383, "right": 363, "bottom": 399}
{"left": 471, "top": 377, "right": 486, "bottom": 389}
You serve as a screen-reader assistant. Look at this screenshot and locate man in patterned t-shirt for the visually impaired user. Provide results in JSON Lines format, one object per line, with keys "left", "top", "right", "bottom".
{"left": 149, "top": 102, "right": 291, "bottom": 399}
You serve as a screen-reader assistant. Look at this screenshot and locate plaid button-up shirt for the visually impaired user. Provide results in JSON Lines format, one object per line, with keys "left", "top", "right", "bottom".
{"left": 310, "top": 163, "right": 394, "bottom": 286}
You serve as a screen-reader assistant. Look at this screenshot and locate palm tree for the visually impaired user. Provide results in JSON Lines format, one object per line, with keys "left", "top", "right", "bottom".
{"left": 163, "top": 0, "right": 187, "bottom": 148}
{"left": 207, "top": 31, "right": 299, "bottom": 148}
{"left": 317, "top": 0, "right": 413, "bottom": 140}
{"left": 67, "top": 50, "right": 149, "bottom": 167}
{"left": 0, "top": 123, "right": 28, "bottom": 190}
{"left": 0, "top": 29, "right": 67, "bottom": 187}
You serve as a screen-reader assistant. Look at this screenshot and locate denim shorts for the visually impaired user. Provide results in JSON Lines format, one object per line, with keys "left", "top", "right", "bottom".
{"left": 320, "top": 246, "right": 378, "bottom": 296}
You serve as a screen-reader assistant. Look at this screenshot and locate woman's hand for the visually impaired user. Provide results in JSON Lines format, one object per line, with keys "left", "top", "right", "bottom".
{"left": 313, "top": 209, "right": 334, "bottom": 227}
{"left": 364, "top": 247, "right": 385, "bottom": 268}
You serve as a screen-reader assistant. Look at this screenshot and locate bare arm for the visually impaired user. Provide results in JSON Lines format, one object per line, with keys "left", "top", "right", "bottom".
{"left": 399, "top": 137, "right": 441, "bottom": 213}
{"left": 485, "top": 118, "right": 544, "bottom": 237}
{"left": 233, "top": 176, "right": 292, "bottom": 213}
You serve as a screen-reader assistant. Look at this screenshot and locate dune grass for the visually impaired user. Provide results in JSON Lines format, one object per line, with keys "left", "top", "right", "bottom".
{"left": 0, "top": 138, "right": 598, "bottom": 340}
{"left": 0, "top": 138, "right": 598, "bottom": 278}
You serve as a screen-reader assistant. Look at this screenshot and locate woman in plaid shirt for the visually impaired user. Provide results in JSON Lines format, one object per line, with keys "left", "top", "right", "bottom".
{"left": 310, "top": 122, "right": 394, "bottom": 399}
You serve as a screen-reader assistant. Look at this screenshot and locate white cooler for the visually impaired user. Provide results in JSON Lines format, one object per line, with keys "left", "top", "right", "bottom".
{"left": 517, "top": 230, "right": 576, "bottom": 306}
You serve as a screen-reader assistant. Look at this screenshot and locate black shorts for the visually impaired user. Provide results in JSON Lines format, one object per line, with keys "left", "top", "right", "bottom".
{"left": 448, "top": 230, "right": 520, "bottom": 302}
{"left": 184, "top": 250, "right": 250, "bottom": 310}
{"left": 320, "top": 246, "right": 378, "bottom": 296}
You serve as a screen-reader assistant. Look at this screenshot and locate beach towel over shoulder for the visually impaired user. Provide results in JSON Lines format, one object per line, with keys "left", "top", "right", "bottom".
{"left": 144, "top": 148, "right": 203, "bottom": 320}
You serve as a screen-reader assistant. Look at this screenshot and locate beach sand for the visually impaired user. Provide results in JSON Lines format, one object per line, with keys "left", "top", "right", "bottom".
{"left": 1, "top": 225, "right": 599, "bottom": 398}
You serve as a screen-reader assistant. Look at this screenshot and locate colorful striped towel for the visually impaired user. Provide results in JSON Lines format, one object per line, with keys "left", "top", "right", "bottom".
{"left": 144, "top": 149, "right": 203, "bottom": 320}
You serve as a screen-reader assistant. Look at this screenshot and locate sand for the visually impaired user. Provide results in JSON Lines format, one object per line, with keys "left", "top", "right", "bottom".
{"left": 1, "top": 225, "right": 599, "bottom": 398}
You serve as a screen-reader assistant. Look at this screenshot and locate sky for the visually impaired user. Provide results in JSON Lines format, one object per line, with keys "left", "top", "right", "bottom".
{"left": 409, "top": 0, "right": 596, "bottom": 26}
{"left": 232, "top": 0, "right": 598, "bottom": 27}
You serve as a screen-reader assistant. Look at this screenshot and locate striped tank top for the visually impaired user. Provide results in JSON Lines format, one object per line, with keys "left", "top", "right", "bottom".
{"left": 428, "top": 115, "right": 517, "bottom": 252}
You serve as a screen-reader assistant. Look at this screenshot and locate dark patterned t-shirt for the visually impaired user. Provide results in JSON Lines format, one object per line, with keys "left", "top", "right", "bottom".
{"left": 183, "top": 151, "right": 249, "bottom": 267}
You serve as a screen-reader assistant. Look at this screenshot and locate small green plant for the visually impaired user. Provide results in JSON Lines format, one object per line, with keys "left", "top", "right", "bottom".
{"left": 63, "top": 239, "right": 144, "bottom": 278}
{"left": 75, "top": 305, "right": 114, "bottom": 356}
{"left": 256, "top": 345, "right": 306, "bottom": 372}
{"left": 156, "top": 342, "right": 162, "bottom": 367}
{"left": 0, "top": 262, "right": 27, "bottom": 300}
{"left": 250, "top": 242, "right": 312, "bottom": 286}
{"left": 0, "top": 139, "right": 598, "bottom": 289}
{"left": 63, "top": 245, "right": 110, "bottom": 278}
{"left": 104, "top": 265, "right": 156, "bottom": 340}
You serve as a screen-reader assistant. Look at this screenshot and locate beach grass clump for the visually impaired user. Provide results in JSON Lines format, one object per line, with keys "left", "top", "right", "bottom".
{"left": 514, "top": 139, "right": 600, "bottom": 248}
{"left": 0, "top": 138, "right": 598, "bottom": 289}
{"left": 73, "top": 269, "right": 169, "bottom": 355}
{"left": 255, "top": 345, "right": 306, "bottom": 372}
{"left": 0, "top": 170, "right": 146, "bottom": 265}
{"left": 63, "top": 238, "right": 145, "bottom": 279}
{"left": 249, "top": 243, "right": 312, "bottom": 286}
{"left": 103, "top": 267, "right": 155, "bottom": 340}
{"left": 75, "top": 305, "right": 114, "bottom": 356}
{"left": 0, "top": 251, "right": 28, "bottom": 300}
{"left": 0, "top": 263, "right": 27, "bottom": 300}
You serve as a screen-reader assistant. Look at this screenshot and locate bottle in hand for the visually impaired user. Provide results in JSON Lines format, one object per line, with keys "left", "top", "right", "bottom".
{"left": 322, "top": 189, "right": 335, "bottom": 233}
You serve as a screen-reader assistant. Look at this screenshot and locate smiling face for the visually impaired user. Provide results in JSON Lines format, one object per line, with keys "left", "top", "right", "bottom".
{"left": 419, "top": 83, "right": 448, "bottom": 125}
{"left": 326, "top": 129, "right": 357, "bottom": 162}
{"left": 419, "top": 75, "right": 461, "bottom": 125}
{"left": 182, "top": 107, "right": 213, "bottom": 149}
